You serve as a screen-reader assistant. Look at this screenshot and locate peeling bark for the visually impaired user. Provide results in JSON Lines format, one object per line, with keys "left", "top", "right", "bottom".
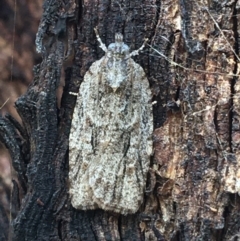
{"left": 1, "top": 0, "right": 240, "bottom": 240}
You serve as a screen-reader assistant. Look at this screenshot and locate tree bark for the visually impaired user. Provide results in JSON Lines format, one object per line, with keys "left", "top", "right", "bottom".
{"left": 1, "top": 0, "right": 240, "bottom": 240}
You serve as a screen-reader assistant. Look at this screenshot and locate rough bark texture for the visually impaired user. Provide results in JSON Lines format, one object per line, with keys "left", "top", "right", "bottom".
{"left": 1, "top": 0, "right": 240, "bottom": 240}
{"left": 0, "top": 1, "right": 43, "bottom": 239}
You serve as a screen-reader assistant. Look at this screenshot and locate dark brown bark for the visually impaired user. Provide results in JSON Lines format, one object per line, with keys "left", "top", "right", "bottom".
{"left": 0, "top": 0, "right": 42, "bottom": 118}
{"left": 1, "top": 0, "right": 240, "bottom": 240}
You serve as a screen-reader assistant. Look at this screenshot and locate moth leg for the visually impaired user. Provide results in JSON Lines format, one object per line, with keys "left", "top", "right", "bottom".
{"left": 94, "top": 27, "right": 107, "bottom": 53}
{"left": 129, "top": 38, "right": 148, "bottom": 57}
{"left": 69, "top": 91, "right": 78, "bottom": 96}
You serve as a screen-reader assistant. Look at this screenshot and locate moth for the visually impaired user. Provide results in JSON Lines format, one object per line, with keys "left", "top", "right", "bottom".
{"left": 69, "top": 28, "right": 153, "bottom": 215}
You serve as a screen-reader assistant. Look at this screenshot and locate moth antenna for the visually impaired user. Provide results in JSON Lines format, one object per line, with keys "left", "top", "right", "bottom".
{"left": 129, "top": 38, "right": 148, "bottom": 57}
{"left": 94, "top": 27, "right": 107, "bottom": 53}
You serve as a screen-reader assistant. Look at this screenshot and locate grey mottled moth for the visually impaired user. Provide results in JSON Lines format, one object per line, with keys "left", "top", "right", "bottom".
{"left": 69, "top": 28, "right": 153, "bottom": 215}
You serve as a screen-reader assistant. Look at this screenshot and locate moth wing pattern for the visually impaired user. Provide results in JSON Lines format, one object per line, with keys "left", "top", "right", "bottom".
{"left": 69, "top": 32, "right": 153, "bottom": 215}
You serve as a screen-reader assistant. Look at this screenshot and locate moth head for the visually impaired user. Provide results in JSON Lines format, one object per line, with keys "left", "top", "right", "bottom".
{"left": 115, "top": 33, "right": 123, "bottom": 43}
{"left": 107, "top": 33, "right": 130, "bottom": 59}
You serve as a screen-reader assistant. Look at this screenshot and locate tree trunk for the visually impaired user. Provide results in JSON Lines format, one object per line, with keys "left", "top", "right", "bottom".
{"left": 1, "top": 0, "right": 240, "bottom": 240}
